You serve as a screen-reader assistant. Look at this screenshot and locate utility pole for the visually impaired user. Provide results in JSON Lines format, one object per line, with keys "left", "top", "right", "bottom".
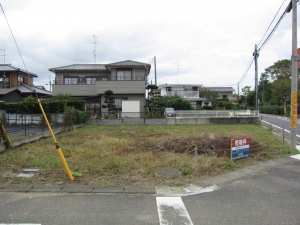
{"left": 149, "top": 57, "right": 157, "bottom": 85}
{"left": 290, "top": 0, "right": 298, "bottom": 148}
{"left": 154, "top": 56, "right": 157, "bottom": 85}
{"left": 237, "top": 82, "right": 240, "bottom": 103}
{"left": 253, "top": 44, "right": 259, "bottom": 115}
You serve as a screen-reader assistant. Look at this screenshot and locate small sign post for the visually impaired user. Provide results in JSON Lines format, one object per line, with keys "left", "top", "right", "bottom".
{"left": 231, "top": 138, "right": 250, "bottom": 160}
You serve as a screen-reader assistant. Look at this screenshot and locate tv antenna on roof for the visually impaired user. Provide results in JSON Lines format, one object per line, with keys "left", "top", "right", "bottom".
{"left": 90, "top": 35, "right": 100, "bottom": 63}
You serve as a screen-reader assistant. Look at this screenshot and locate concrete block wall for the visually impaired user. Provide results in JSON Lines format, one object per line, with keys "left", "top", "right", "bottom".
{"left": 87, "top": 117, "right": 259, "bottom": 125}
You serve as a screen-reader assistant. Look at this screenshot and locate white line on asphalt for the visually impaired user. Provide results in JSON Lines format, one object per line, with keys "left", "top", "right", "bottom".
{"left": 156, "top": 197, "right": 193, "bottom": 225}
{"left": 290, "top": 154, "right": 300, "bottom": 160}
{"left": 261, "top": 120, "right": 300, "bottom": 137}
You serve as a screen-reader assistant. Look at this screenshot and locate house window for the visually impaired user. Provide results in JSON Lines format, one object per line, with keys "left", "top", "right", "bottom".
{"left": 86, "top": 77, "right": 97, "bottom": 84}
{"left": 222, "top": 95, "right": 228, "bottom": 99}
{"left": 114, "top": 98, "right": 128, "bottom": 109}
{"left": 117, "top": 70, "right": 131, "bottom": 80}
{"left": 64, "top": 77, "right": 77, "bottom": 84}
{"left": 18, "top": 76, "right": 24, "bottom": 82}
{"left": 166, "top": 87, "right": 171, "bottom": 92}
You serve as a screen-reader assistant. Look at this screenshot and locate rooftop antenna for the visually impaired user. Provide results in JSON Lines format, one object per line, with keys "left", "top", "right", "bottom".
{"left": 90, "top": 35, "right": 100, "bottom": 63}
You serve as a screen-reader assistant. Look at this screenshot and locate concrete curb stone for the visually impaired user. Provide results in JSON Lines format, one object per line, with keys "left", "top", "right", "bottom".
{"left": 0, "top": 156, "right": 299, "bottom": 195}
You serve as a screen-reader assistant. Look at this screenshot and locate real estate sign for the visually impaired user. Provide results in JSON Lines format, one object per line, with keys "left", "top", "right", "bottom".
{"left": 231, "top": 138, "right": 250, "bottom": 160}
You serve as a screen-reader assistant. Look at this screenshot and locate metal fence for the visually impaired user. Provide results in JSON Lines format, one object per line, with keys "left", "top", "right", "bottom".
{"left": 173, "top": 110, "right": 259, "bottom": 118}
{"left": 1, "top": 113, "right": 69, "bottom": 140}
{"left": 90, "top": 110, "right": 259, "bottom": 120}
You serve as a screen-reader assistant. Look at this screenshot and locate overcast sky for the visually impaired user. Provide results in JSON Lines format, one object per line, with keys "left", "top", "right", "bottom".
{"left": 0, "top": 0, "right": 299, "bottom": 93}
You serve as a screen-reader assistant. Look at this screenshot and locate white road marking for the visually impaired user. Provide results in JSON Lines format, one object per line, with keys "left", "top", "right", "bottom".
{"left": 156, "top": 197, "right": 193, "bottom": 225}
{"left": 0, "top": 224, "right": 41, "bottom": 225}
{"left": 290, "top": 154, "right": 300, "bottom": 160}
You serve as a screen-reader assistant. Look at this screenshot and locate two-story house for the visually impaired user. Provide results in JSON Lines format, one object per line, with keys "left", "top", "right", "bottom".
{"left": 0, "top": 64, "right": 52, "bottom": 102}
{"left": 49, "top": 60, "right": 151, "bottom": 116}
{"left": 157, "top": 84, "right": 207, "bottom": 109}
{"left": 158, "top": 84, "right": 237, "bottom": 109}
{"left": 205, "top": 87, "right": 236, "bottom": 103}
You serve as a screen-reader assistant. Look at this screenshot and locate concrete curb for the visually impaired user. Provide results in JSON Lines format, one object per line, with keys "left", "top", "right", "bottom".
{"left": 0, "top": 156, "right": 299, "bottom": 196}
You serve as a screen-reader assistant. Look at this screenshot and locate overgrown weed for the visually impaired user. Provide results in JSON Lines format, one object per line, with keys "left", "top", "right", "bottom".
{"left": 0, "top": 124, "right": 297, "bottom": 186}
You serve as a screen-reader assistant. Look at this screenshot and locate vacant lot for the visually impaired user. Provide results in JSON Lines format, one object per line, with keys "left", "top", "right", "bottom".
{"left": 0, "top": 124, "right": 297, "bottom": 187}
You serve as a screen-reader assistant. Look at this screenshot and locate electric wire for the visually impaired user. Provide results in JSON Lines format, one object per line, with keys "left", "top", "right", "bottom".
{"left": 239, "top": 56, "right": 255, "bottom": 86}
{"left": 0, "top": 3, "right": 38, "bottom": 98}
{"left": 258, "top": 9, "right": 287, "bottom": 51}
{"left": 238, "top": 0, "right": 289, "bottom": 88}
{"left": 1, "top": 4, "right": 27, "bottom": 72}
{"left": 257, "top": 0, "right": 287, "bottom": 47}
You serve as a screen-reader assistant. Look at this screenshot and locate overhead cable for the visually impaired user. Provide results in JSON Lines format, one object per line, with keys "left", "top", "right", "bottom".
{"left": 239, "top": 56, "right": 254, "bottom": 86}
{"left": 258, "top": 10, "right": 287, "bottom": 51}
{"left": 257, "top": 0, "right": 287, "bottom": 47}
{"left": 0, "top": 4, "right": 28, "bottom": 72}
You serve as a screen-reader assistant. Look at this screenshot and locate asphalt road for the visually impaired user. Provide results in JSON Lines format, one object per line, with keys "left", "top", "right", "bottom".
{"left": 1, "top": 158, "right": 300, "bottom": 225}
{"left": 260, "top": 113, "right": 300, "bottom": 143}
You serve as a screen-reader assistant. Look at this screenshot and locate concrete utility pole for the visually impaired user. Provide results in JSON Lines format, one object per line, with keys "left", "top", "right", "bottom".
{"left": 154, "top": 56, "right": 157, "bottom": 85}
{"left": 290, "top": 0, "right": 298, "bottom": 148}
{"left": 253, "top": 44, "right": 259, "bottom": 115}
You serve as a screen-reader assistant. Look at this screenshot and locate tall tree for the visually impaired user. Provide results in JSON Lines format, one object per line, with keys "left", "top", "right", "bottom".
{"left": 241, "top": 86, "right": 251, "bottom": 96}
{"left": 261, "top": 59, "right": 293, "bottom": 105}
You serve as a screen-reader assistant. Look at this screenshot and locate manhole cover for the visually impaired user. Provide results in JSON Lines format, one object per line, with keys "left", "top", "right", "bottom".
{"left": 136, "top": 214, "right": 151, "bottom": 221}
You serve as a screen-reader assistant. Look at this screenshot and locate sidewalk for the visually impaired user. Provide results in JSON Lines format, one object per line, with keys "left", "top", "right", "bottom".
{"left": 1, "top": 155, "right": 299, "bottom": 196}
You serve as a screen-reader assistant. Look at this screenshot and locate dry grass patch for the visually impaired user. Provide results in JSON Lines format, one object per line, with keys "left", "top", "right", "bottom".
{"left": 0, "top": 124, "right": 297, "bottom": 187}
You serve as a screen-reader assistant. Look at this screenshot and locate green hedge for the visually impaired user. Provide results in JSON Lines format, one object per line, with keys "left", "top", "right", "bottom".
{"left": 259, "top": 105, "right": 300, "bottom": 116}
{"left": 2, "top": 100, "right": 85, "bottom": 114}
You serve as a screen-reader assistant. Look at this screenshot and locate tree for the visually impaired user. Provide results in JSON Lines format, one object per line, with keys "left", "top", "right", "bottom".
{"left": 241, "top": 86, "right": 251, "bottom": 97}
{"left": 199, "top": 87, "right": 219, "bottom": 101}
{"left": 54, "top": 93, "right": 72, "bottom": 101}
{"left": 102, "top": 90, "right": 115, "bottom": 117}
{"left": 246, "top": 90, "right": 255, "bottom": 107}
{"left": 146, "top": 84, "right": 158, "bottom": 99}
{"left": 260, "top": 59, "right": 300, "bottom": 106}
{"left": 264, "top": 59, "right": 292, "bottom": 81}
{"left": 145, "top": 96, "right": 192, "bottom": 117}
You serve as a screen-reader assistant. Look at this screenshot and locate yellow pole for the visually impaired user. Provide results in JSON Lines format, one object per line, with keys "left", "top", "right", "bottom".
{"left": 37, "top": 99, "right": 74, "bottom": 181}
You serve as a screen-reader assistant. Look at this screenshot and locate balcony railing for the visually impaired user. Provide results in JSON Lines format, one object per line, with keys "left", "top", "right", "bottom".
{"left": 54, "top": 75, "right": 145, "bottom": 85}
{"left": 166, "top": 91, "right": 199, "bottom": 98}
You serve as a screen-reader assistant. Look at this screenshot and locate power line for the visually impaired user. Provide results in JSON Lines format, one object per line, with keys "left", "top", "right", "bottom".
{"left": 0, "top": 3, "right": 28, "bottom": 73}
{"left": 239, "top": 56, "right": 255, "bottom": 86}
{"left": 257, "top": 0, "right": 286, "bottom": 47}
{"left": 238, "top": 0, "right": 288, "bottom": 87}
{"left": 258, "top": 9, "right": 287, "bottom": 51}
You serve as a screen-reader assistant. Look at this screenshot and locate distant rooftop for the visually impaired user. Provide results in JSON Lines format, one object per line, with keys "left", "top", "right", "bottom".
{"left": 49, "top": 60, "right": 151, "bottom": 74}
{"left": 0, "top": 64, "right": 37, "bottom": 77}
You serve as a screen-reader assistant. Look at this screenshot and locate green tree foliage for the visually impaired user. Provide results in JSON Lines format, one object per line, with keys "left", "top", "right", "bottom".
{"left": 245, "top": 91, "right": 255, "bottom": 107}
{"left": 199, "top": 87, "right": 219, "bottom": 101}
{"left": 146, "top": 84, "right": 159, "bottom": 99}
{"left": 54, "top": 93, "right": 72, "bottom": 101}
{"left": 102, "top": 90, "right": 115, "bottom": 117}
{"left": 145, "top": 96, "right": 192, "bottom": 118}
{"left": 241, "top": 86, "right": 251, "bottom": 96}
